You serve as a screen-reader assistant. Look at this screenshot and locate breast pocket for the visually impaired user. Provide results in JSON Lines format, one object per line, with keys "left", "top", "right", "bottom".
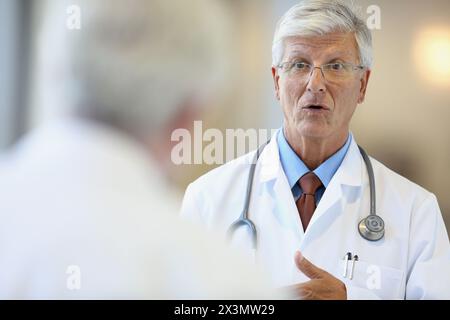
{"left": 337, "top": 258, "right": 405, "bottom": 299}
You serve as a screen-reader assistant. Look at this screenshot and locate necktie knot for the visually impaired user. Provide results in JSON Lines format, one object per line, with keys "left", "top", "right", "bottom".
{"left": 298, "top": 172, "right": 322, "bottom": 195}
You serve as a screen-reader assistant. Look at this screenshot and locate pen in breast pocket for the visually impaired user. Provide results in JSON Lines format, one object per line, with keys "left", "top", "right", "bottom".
{"left": 349, "top": 255, "right": 359, "bottom": 280}
{"left": 343, "top": 252, "right": 352, "bottom": 278}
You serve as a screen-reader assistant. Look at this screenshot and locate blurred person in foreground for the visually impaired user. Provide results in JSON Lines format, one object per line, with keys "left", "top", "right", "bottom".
{"left": 0, "top": 0, "right": 277, "bottom": 299}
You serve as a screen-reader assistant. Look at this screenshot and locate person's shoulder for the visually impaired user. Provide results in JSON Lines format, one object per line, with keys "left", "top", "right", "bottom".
{"left": 188, "top": 149, "right": 257, "bottom": 190}
{"left": 370, "top": 156, "right": 434, "bottom": 203}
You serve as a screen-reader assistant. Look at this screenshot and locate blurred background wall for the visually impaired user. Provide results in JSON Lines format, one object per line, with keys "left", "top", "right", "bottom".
{"left": 1, "top": 0, "right": 449, "bottom": 227}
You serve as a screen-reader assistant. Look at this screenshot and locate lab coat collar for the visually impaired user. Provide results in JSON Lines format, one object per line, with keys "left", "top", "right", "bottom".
{"left": 258, "top": 129, "right": 362, "bottom": 188}
{"left": 306, "top": 137, "right": 363, "bottom": 231}
{"left": 334, "top": 135, "right": 363, "bottom": 187}
{"left": 257, "top": 130, "right": 364, "bottom": 238}
{"left": 258, "top": 128, "right": 283, "bottom": 183}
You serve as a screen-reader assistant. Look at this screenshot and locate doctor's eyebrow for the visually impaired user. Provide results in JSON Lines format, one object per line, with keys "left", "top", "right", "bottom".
{"left": 283, "top": 50, "right": 310, "bottom": 61}
{"left": 325, "top": 57, "right": 348, "bottom": 64}
{"left": 284, "top": 52, "right": 355, "bottom": 64}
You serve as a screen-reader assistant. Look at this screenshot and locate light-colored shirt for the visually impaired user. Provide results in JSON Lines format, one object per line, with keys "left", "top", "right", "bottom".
{"left": 277, "top": 128, "right": 352, "bottom": 204}
{"left": 0, "top": 118, "right": 277, "bottom": 299}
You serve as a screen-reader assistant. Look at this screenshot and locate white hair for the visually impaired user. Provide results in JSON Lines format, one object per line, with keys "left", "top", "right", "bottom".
{"left": 272, "top": 0, "right": 372, "bottom": 68}
{"left": 34, "top": 0, "right": 230, "bottom": 134}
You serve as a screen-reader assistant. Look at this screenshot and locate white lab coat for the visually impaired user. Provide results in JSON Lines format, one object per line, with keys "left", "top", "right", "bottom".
{"left": 181, "top": 129, "right": 450, "bottom": 299}
{"left": 0, "top": 118, "right": 275, "bottom": 299}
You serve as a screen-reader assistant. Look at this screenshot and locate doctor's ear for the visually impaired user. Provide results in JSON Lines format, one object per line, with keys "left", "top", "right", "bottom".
{"left": 357, "top": 69, "right": 371, "bottom": 104}
{"left": 272, "top": 67, "right": 280, "bottom": 100}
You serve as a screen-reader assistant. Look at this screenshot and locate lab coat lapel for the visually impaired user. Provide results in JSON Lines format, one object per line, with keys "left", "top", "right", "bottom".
{"left": 256, "top": 133, "right": 364, "bottom": 243}
{"left": 258, "top": 130, "right": 304, "bottom": 239}
{"left": 304, "top": 138, "right": 363, "bottom": 239}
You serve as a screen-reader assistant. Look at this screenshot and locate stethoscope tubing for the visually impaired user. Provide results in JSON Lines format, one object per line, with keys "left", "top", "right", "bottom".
{"left": 227, "top": 139, "right": 384, "bottom": 249}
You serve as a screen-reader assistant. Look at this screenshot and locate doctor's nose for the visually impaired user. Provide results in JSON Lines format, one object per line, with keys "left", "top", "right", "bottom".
{"left": 306, "top": 67, "right": 326, "bottom": 94}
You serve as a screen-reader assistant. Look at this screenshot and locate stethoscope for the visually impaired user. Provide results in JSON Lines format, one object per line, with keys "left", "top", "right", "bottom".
{"left": 227, "top": 140, "right": 385, "bottom": 250}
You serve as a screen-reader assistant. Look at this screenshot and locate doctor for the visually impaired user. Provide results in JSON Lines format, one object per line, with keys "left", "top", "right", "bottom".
{"left": 181, "top": 0, "right": 450, "bottom": 299}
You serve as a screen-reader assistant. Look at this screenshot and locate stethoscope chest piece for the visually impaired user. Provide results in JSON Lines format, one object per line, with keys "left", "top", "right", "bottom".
{"left": 358, "top": 214, "right": 385, "bottom": 241}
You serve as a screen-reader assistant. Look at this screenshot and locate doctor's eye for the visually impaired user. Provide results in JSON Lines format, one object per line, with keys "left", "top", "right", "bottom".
{"left": 328, "top": 63, "right": 345, "bottom": 71}
{"left": 292, "top": 62, "right": 309, "bottom": 70}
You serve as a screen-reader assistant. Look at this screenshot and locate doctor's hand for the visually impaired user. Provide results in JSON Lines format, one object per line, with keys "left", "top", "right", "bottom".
{"left": 287, "top": 251, "right": 347, "bottom": 300}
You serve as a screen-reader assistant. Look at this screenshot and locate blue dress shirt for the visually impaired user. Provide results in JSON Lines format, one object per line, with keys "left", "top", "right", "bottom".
{"left": 277, "top": 128, "right": 352, "bottom": 204}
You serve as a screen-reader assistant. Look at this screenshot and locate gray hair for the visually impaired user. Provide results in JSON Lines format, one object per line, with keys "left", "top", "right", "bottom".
{"left": 34, "top": 0, "right": 230, "bottom": 134}
{"left": 272, "top": 0, "right": 372, "bottom": 68}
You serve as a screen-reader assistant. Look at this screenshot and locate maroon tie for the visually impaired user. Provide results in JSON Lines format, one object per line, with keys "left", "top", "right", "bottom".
{"left": 296, "top": 172, "right": 323, "bottom": 231}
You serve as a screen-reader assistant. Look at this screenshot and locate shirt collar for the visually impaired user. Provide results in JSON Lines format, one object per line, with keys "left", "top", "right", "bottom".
{"left": 277, "top": 128, "right": 352, "bottom": 189}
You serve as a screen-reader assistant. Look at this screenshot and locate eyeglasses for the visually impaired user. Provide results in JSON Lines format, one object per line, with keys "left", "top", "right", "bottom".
{"left": 277, "top": 61, "right": 365, "bottom": 82}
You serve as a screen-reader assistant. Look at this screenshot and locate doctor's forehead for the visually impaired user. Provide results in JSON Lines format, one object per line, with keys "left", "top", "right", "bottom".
{"left": 282, "top": 33, "right": 359, "bottom": 62}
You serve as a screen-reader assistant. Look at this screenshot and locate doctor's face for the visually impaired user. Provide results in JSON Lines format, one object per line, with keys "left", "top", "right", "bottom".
{"left": 272, "top": 32, "right": 371, "bottom": 144}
